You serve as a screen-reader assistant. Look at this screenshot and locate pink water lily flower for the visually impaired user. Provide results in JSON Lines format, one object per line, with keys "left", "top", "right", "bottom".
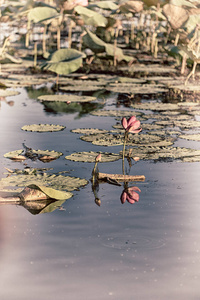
{"left": 121, "top": 116, "right": 142, "bottom": 133}
{"left": 120, "top": 186, "right": 141, "bottom": 204}
{"left": 73, "top": 0, "right": 88, "bottom": 6}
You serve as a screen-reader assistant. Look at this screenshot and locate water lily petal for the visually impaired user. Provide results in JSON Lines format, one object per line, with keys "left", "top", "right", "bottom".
{"left": 127, "top": 120, "right": 141, "bottom": 131}
{"left": 127, "top": 116, "right": 137, "bottom": 127}
{"left": 120, "top": 191, "right": 127, "bottom": 204}
{"left": 126, "top": 194, "right": 136, "bottom": 204}
{"left": 121, "top": 117, "right": 128, "bottom": 129}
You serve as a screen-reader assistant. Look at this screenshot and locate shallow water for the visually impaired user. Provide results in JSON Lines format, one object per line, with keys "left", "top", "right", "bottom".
{"left": 0, "top": 87, "right": 200, "bottom": 300}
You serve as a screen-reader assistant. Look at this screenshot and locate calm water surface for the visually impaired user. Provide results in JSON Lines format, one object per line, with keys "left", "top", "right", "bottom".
{"left": 0, "top": 87, "right": 200, "bottom": 300}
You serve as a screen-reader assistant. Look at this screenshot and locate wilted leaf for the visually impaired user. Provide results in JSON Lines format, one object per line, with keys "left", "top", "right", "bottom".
{"left": 4, "top": 149, "right": 63, "bottom": 161}
{"left": 119, "top": 1, "right": 143, "bottom": 14}
{"left": 91, "top": 1, "right": 119, "bottom": 10}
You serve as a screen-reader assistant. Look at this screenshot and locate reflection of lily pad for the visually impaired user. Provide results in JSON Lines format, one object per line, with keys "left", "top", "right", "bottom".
{"left": 65, "top": 151, "right": 121, "bottom": 162}
{"left": 90, "top": 109, "right": 142, "bottom": 117}
{"left": 21, "top": 124, "right": 65, "bottom": 132}
{"left": 0, "top": 173, "right": 88, "bottom": 192}
{"left": 0, "top": 89, "right": 20, "bottom": 97}
{"left": 38, "top": 94, "right": 96, "bottom": 102}
{"left": 71, "top": 128, "right": 108, "bottom": 134}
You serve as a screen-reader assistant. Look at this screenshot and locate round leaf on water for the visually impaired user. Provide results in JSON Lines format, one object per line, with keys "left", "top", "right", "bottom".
{"left": 71, "top": 128, "right": 108, "bottom": 134}
{"left": 90, "top": 109, "right": 142, "bottom": 118}
{"left": 21, "top": 124, "right": 65, "bottom": 132}
{"left": 38, "top": 94, "right": 96, "bottom": 102}
{"left": 0, "top": 173, "right": 88, "bottom": 192}
{"left": 65, "top": 151, "right": 121, "bottom": 162}
{"left": 179, "top": 134, "right": 200, "bottom": 141}
{"left": 131, "top": 102, "right": 179, "bottom": 111}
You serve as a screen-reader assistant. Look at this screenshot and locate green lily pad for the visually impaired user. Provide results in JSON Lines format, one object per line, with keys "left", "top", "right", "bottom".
{"left": 179, "top": 134, "right": 200, "bottom": 141}
{"left": 0, "top": 173, "right": 88, "bottom": 192}
{"left": 80, "top": 132, "right": 174, "bottom": 147}
{"left": 0, "top": 89, "right": 20, "bottom": 97}
{"left": 125, "top": 146, "right": 200, "bottom": 161}
{"left": 21, "top": 124, "right": 65, "bottom": 132}
{"left": 156, "top": 120, "right": 200, "bottom": 129}
{"left": 90, "top": 109, "right": 142, "bottom": 118}
{"left": 131, "top": 102, "right": 179, "bottom": 111}
{"left": 38, "top": 94, "right": 96, "bottom": 102}
{"left": 71, "top": 128, "right": 108, "bottom": 135}
{"left": 65, "top": 151, "right": 121, "bottom": 163}
{"left": 106, "top": 83, "right": 167, "bottom": 94}
{"left": 60, "top": 85, "right": 105, "bottom": 92}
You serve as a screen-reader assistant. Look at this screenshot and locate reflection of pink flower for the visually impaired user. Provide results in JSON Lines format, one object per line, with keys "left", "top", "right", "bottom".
{"left": 120, "top": 186, "right": 141, "bottom": 204}
{"left": 121, "top": 116, "right": 142, "bottom": 133}
{"left": 73, "top": 0, "right": 88, "bottom": 6}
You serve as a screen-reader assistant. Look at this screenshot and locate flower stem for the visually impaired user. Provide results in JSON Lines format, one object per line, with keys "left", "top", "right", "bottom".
{"left": 122, "top": 132, "right": 128, "bottom": 175}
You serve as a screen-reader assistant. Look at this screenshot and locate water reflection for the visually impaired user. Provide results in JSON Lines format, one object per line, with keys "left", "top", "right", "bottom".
{"left": 0, "top": 96, "right": 14, "bottom": 107}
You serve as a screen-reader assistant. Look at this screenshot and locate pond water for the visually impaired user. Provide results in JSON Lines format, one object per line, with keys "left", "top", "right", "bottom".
{"left": 0, "top": 86, "right": 200, "bottom": 300}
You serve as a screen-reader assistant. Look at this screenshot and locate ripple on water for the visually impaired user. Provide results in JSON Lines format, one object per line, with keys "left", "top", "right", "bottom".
{"left": 102, "top": 234, "right": 166, "bottom": 251}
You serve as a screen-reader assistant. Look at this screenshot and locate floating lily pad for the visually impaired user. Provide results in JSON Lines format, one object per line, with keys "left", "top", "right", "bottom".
{"left": 65, "top": 151, "right": 121, "bottom": 163}
{"left": 80, "top": 132, "right": 174, "bottom": 147}
{"left": 60, "top": 85, "right": 105, "bottom": 92}
{"left": 0, "top": 89, "right": 20, "bottom": 97}
{"left": 106, "top": 83, "right": 167, "bottom": 94}
{"left": 21, "top": 124, "right": 65, "bottom": 132}
{"left": 38, "top": 94, "right": 96, "bottom": 102}
{"left": 125, "top": 146, "right": 200, "bottom": 161}
{"left": 71, "top": 128, "right": 108, "bottom": 134}
{"left": 131, "top": 102, "right": 179, "bottom": 111}
{"left": 4, "top": 149, "right": 63, "bottom": 161}
{"left": 156, "top": 120, "right": 200, "bottom": 129}
{"left": 90, "top": 109, "right": 142, "bottom": 117}
{"left": 0, "top": 173, "right": 88, "bottom": 192}
{"left": 179, "top": 134, "right": 200, "bottom": 141}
